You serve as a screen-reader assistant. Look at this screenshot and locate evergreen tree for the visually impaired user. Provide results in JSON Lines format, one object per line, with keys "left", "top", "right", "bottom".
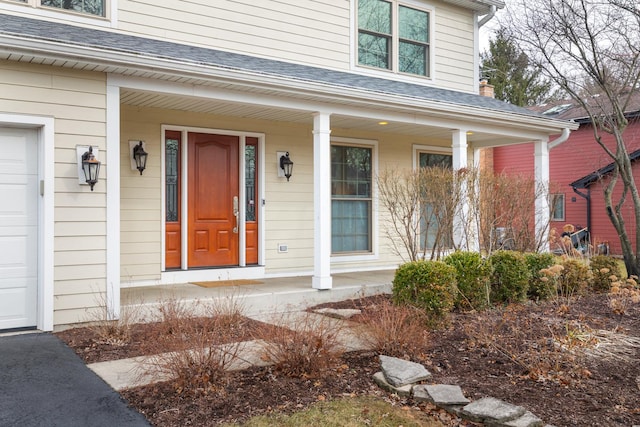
{"left": 480, "top": 28, "right": 557, "bottom": 106}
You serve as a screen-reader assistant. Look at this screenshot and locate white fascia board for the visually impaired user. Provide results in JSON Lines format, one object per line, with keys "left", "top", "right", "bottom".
{"left": 0, "top": 34, "right": 574, "bottom": 135}
{"left": 441, "top": 0, "right": 504, "bottom": 13}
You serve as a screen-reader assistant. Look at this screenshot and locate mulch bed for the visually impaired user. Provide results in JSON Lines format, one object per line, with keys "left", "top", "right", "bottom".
{"left": 56, "top": 293, "right": 640, "bottom": 426}
{"left": 56, "top": 317, "right": 267, "bottom": 364}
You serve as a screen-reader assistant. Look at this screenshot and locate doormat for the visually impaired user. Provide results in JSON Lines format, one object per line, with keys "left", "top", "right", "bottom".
{"left": 191, "top": 279, "right": 263, "bottom": 288}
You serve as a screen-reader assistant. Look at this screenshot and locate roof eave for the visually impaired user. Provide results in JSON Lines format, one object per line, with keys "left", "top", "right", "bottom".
{"left": 571, "top": 149, "right": 640, "bottom": 188}
{"left": 0, "top": 33, "right": 574, "bottom": 135}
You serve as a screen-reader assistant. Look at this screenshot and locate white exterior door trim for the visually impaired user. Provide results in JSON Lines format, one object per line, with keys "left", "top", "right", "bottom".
{"left": 106, "top": 80, "right": 121, "bottom": 320}
{"left": 159, "top": 125, "right": 266, "bottom": 278}
{"left": 0, "top": 113, "right": 55, "bottom": 331}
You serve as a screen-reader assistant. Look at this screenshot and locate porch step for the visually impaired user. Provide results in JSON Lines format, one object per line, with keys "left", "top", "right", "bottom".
{"left": 121, "top": 272, "right": 394, "bottom": 323}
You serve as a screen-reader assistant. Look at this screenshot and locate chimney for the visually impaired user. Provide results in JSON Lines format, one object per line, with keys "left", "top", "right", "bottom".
{"left": 477, "top": 78, "right": 495, "bottom": 174}
{"left": 479, "top": 78, "right": 495, "bottom": 98}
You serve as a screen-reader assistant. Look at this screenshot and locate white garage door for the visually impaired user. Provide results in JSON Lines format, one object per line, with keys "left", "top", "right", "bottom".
{"left": 0, "top": 127, "right": 38, "bottom": 330}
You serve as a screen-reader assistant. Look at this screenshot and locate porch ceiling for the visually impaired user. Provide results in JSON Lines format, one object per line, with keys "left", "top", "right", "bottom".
{"left": 120, "top": 89, "right": 531, "bottom": 146}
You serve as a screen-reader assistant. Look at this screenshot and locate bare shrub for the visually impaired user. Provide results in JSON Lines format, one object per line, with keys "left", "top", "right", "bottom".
{"left": 85, "top": 292, "right": 142, "bottom": 346}
{"left": 156, "top": 296, "right": 191, "bottom": 336}
{"left": 474, "top": 170, "right": 552, "bottom": 254}
{"left": 357, "top": 298, "right": 430, "bottom": 361}
{"left": 209, "top": 293, "right": 246, "bottom": 330}
{"left": 142, "top": 298, "right": 245, "bottom": 395}
{"left": 377, "top": 166, "right": 474, "bottom": 261}
{"left": 377, "top": 166, "right": 552, "bottom": 262}
{"left": 254, "top": 312, "right": 345, "bottom": 378}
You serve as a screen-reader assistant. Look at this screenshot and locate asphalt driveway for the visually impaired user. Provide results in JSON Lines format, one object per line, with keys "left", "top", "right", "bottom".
{"left": 0, "top": 332, "right": 149, "bottom": 427}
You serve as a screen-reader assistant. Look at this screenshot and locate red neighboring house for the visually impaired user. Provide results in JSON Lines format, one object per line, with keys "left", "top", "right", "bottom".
{"left": 493, "top": 99, "right": 640, "bottom": 255}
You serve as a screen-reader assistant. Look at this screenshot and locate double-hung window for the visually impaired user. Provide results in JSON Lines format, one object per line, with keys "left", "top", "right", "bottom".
{"left": 550, "top": 194, "right": 565, "bottom": 221}
{"left": 357, "top": 0, "right": 431, "bottom": 77}
{"left": 419, "top": 151, "right": 453, "bottom": 249}
{"left": 331, "top": 144, "right": 373, "bottom": 254}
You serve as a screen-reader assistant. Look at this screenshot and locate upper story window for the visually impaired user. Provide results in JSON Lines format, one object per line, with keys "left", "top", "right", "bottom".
{"left": 357, "top": 0, "right": 431, "bottom": 77}
{"left": 43, "top": 0, "right": 104, "bottom": 16}
{"left": 6, "top": 0, "right": 106, "bottom": 17}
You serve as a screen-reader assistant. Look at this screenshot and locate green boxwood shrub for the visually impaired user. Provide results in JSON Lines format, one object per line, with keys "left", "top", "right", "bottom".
{"left": 444, "top": 251, "right": 491, "bottom": 311}
{"left": 558, "top": 258, "right": 591, "bottom": 297}
{"left": 489, "top": 251, "right": 530, "bottom": 304}
{"left": 589, "top": 255, "right": 622, "bottom": 292}
{"left": 524, "top": 252, "right": 557, "bottom": 301}
{"left": 392, "top": 260, "right": 457, "bottom": 318}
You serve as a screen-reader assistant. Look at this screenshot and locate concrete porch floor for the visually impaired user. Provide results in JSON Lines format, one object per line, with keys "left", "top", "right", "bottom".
{"left": 121, "top": 270, "right": 395, "bottom": 322}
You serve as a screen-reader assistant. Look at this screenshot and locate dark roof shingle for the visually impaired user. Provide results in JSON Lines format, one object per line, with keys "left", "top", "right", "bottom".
{"left": 0, "top": 13, "right": 547, "bottom": 118}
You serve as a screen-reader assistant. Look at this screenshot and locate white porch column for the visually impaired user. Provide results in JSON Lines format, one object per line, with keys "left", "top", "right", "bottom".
{"left": 451, "top": 129, "right": 471, "bottom": 250}
{"left": 534, "top": 139, "right": 551, "bottom": 252}
{"left": 312, "top": 112, "right": 333, "bottom": 289}
{"left": 106, "top": 77, "right": 121, "bottom": 319}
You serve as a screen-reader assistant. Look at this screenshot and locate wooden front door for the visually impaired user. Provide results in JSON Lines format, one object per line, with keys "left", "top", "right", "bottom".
{"left": 188, "top": 133, "right": 239, "bottom": 267}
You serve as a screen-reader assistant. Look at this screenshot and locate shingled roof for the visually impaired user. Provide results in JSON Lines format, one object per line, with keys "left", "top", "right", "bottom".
{"left": 0, "top": 13, "right": 547, "bottom": 120}
{"left": 530, "top": 92, "right": 640, "bottom": 122}
{"left": 570, "top": 149, "right": 640, "bottom": 189}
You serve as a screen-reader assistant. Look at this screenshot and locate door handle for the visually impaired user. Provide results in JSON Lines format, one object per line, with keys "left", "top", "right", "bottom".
{"left": 233, "top": 196, "right": 239, "bottom": 233}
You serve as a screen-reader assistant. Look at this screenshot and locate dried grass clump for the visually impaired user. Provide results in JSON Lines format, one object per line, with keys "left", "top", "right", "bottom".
{"left": 464, "top": 307, "right": 593, "bottom": 386}
{"left": 357, "top": 298, "right": 430, "bottom": 361}
{"left": 608, "top": 276, "right": 640, "bottom": 315}
{"left": 86, "top": 293, "right": 142, "bottom": 346}
{"left": 254, "top": 311, "right": 345, "bottom": 378}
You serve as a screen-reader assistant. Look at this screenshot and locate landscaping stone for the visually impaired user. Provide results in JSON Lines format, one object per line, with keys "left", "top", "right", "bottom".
{"left": 379, "top": 355, "right": 431, "bottom": 387}
{"left": 496, "top": 411, "right": 544, "bottom": 427}
{"left": 313, "top": 308, "right": 361, "bottom": 319}
{"left": 461, "top": 397, "right": 526, "bottom": 424}
{"left": 372, "top": 371, "right": 412, "bottom": 397}
{"left": 413, "top": 384, "right": 470, "bottom": 405}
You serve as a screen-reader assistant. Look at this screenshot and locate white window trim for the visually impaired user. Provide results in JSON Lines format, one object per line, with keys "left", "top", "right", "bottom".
{"left": 351, "top": 0, "right": 436, "bottom": 83}
{"left": 330, "top": 136, "right": 379, "bottom": 262}
{"left": 412, "top": 144, "right": 451, "bottom": 170}
{"left": 1, "top": 0, "right": 117, "bottom": 27}
{"left": 550, "top": 193, "right": 565, "bottom": 222}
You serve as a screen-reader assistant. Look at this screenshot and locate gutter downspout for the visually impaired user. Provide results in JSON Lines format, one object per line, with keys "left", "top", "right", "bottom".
{"left": 478, "top": 5, "right": 497, "bottom": 27}
{"left": 548, "top": 128, "right": 571, "bottom": 150}
{"left": 572, "top": 186, "right": 592, "bottom": 234}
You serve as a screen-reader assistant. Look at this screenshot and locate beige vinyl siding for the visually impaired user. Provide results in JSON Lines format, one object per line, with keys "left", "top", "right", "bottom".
{"left": 117, "top": 0, "right": 351, "bottom": 71}
{"left": 120, "top": 105, "right": 319, "bottom": 279}
{"left": 120, "top": 105, "right": 453, "bottom": 281}
{"left": 433, "top": 1, "right": 476, "bottom": 92}
{"left": 264, "top": 133, "right": 315, "bottom": 274}
{"left": 0, "top": 61, "right": 107, "bottom": 327}
{"left": 120, "top": 108, "right": 162, "bottom": 282}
